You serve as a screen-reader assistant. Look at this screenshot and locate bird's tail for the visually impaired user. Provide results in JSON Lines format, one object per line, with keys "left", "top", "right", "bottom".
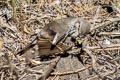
{"left": 17, "top": 36, "right": 38, "bottom": 56}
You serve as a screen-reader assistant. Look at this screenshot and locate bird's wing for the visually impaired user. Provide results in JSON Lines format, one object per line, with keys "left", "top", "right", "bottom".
{"left": 50, "top": 33, "right": 67, "bottom": 50}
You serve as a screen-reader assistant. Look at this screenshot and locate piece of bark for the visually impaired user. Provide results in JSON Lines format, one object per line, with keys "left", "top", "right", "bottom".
{"left": 39, "top": 57, "right": 60, "bottom": 80}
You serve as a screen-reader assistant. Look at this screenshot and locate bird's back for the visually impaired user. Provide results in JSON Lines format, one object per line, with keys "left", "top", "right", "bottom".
{"left": 45, "top": 17, "right": 75, "bottom": 36}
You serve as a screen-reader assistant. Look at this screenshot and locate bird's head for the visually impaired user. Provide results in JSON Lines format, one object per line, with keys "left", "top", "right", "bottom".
{"left": 69, "top": 18, "right": 91, "bottom": 38}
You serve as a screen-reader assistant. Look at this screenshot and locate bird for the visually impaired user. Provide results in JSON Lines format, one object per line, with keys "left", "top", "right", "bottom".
{"left": 17, "top": 17, "right": 91, "bottom": 56}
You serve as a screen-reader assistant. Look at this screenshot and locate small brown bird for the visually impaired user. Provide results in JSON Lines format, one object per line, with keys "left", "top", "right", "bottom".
{"left": 17, "top": 17, "right": 91, "bottom": 56}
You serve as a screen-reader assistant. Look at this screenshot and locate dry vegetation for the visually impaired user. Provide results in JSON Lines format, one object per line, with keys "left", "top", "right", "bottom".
{"left": 1, "top": 0, "right": 120, "bottom": 80}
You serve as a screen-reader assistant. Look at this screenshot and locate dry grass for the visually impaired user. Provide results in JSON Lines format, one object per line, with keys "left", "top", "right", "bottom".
{"left": 1, "top": 0, "right": 120, "bottom": 80}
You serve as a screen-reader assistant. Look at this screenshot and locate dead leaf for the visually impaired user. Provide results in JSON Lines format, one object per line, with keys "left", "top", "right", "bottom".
{"left": 0, "top": 40, "right": 3, "bottom": 52}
